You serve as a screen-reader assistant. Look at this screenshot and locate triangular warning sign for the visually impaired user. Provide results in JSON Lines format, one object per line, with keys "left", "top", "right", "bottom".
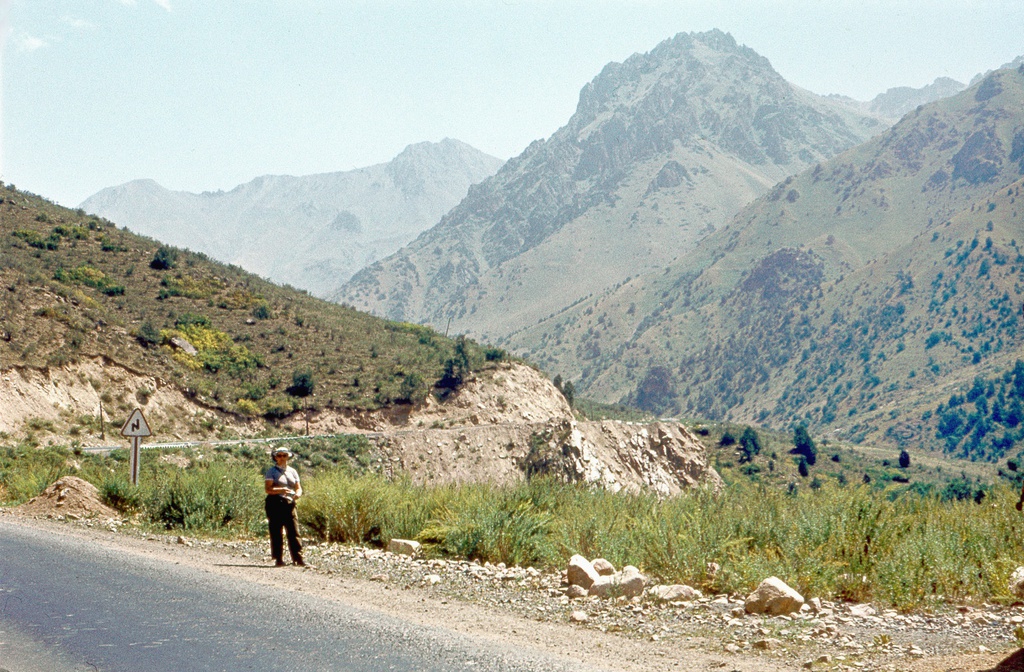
{"left": 121, "top": 408, "right": 152, "bottom": 437}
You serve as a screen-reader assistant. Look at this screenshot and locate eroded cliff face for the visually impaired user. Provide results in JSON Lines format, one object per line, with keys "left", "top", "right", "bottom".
{"left": 3, "top": 359, "right": 718, "bottom": 497}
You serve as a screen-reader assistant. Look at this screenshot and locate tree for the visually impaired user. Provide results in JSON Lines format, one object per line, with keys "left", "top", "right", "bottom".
{"left": 797, "top": 456, "right": 809, "bottom": 477}
{"left": 633, "top": 366, "right": 678, "bottom": 415}
{"left": 397, "top": 373, "right": 425, "bottom": 404}
{"left": 898, "top": 450, "right": 911, "bottom": 469}
{"left": 739, "top": 427, "right": 762, "bottom": 463}
{"left": 150, "top": 246, "right": 178, "bottom": 270}
{"left": 553, "top": 375, "right": 576, "bottom": 408}
{"left": 791, "top": 425, "right": 817, "bottom": 465}
{"left": 438, "top": 336, "right": 472, "bottom": 389}
{"left": 287, "top": 370, "right": 315, "bottom": 397}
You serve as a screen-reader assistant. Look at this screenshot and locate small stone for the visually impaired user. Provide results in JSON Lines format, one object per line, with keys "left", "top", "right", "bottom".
{"left": 592, "top": 558, "right": 616, "bottom": 576}
{"left": 649, "top": 584, "right": 703, "bottom": 603}
{"left": 724, "top": 643, "right": 742, "bottom": 653}
{"left": 425, "top": 574, "right": 442, "bottom": 585}
{"left": 387, "top": 539, "right": 421, "bottom": 558}
{"left": 1009, "top": 567, "right": 1024, "bottom": 599}
{"left": 753, "top": 638, "right": 781, "bottom": 650}
{"left": 849, "top": 603, "right": 876, "bottom": 617}
{"left": 570, "top": 610, "right": 589, "bottom": 623}
{"left": 565, "top": 584, "right": 589, "bottom": 599}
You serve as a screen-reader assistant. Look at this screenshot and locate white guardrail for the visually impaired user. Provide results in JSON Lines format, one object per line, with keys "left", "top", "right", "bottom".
{"left": 78, "top": 433, "right": 372, "bottom": 454}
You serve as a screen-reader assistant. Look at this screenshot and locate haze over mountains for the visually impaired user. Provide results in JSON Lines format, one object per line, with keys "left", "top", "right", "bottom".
{"left": 81, "top": 139, "right": 503, "bottom": 298}
{"left": 336, "top": 31, "right": 892, "bottom": 336}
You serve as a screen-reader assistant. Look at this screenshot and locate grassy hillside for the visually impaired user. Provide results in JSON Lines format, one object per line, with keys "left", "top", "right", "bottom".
{"left": 511, "top": 67, "right": 1024, "bottom": 456}
{"left": 0, "top": 185, "right": 506, "bottom": 428}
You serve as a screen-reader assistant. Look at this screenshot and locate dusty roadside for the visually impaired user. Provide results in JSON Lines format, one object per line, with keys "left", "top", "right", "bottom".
{"left": 2, "top": 511, "right": 1020, "bottom": 672}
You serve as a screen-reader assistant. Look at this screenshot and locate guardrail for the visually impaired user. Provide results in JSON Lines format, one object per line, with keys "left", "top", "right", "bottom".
{"left": 79, "top": 434, "right": 359, "bottom": 454}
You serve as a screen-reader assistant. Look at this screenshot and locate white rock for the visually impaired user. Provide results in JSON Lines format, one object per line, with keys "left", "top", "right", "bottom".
{"left": 592, "top": 558, "right": 616, "bottom": 576}
{"left": 589, "top": 565, "right": 647, "bottom": 599}
{"left": 744, "top": 577, "right": 805, "bottom": 616}
{"left": 649, "top": 584, "right": 703, "bottom": 603}
{"left": 386, "top": 539, "right": 421, "bottom": 557}
{"left": 570, "top": 610, "right": 589, "bottom": 623}
{"left": 1009, "top": 566, "right": 1024, "bottom": 598}
{"left": 849, "top": 603, "right": 876, "bottom": 617}
{"left": 567, "top": 555, "right": 600, "bottom": 589}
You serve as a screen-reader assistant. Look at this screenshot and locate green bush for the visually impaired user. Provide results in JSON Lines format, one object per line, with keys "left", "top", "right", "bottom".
{"left": 147, "top": 462, "right": 263, "bottom": 532}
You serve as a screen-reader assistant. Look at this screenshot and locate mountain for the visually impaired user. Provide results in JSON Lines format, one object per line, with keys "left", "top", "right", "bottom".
{"left": 517, "top": 65, "right": 1024, "bottom": 455}
{"left": 867, "top": 77, "right": 966, "bottom": 119}
{"left": 80, "top": 139, "right": 503, "bottom": 298}
{"left": 335, "top": 30, "right": 888, "bottom": 341}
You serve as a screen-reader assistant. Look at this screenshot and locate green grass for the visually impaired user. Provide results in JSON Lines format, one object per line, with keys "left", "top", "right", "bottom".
{"left": 5, "top": 437, "right": 1024, "bottom": 610}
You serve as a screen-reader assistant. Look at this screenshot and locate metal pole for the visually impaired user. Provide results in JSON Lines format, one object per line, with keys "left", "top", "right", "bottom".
{"left": 129, "top": 436, "right": 140, "bottom": 486}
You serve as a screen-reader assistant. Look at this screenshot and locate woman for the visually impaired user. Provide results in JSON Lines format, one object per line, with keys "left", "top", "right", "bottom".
{"left": 264, "top": 447, "right": 304, "bottom": 567}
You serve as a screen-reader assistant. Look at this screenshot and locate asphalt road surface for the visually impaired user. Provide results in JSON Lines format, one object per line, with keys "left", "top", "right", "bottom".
{"left": 0, "top": 520, "right": 605, "bottom": 672}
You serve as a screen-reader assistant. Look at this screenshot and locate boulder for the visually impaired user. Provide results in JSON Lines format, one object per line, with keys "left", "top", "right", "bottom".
{"left": 744, "top": 576, "right": 804, "bottom": 616}
{"left": 649, "top": 584, "right": 703, "bottom": 602}
{"left": 592, "top": 558, "right": 616, "bottom": 576}
{"left": 386, "top": 538, "right": 421, "bottom": 557}
{"left": 567, "top": 554, "right": 600, "bottom": 589}
{"left": 589, "top": 565, "right": 647, "bottom": 599}
{"left": 1010, "top": 566, "right": 1024, "bottom": 599}
{"left": 169, "top": 336, "right": 198, "bottom": 356}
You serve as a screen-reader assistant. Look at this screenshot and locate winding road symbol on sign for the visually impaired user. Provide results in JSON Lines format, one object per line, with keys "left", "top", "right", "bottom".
{"left": 121, "top": 409, "right": 152, "bottom": 438}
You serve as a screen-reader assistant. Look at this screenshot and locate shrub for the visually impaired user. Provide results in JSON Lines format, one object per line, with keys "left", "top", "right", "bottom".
{"left": 791, "top": 425, "right": 817, "bottom": 465}
{"left": 287, "top": 370, "right": 315, "bottom": 397}
{"left": 150, "top": 246, "right": 178, "bottom": 270}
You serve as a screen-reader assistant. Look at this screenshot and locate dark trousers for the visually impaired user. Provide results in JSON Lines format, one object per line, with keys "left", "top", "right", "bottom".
{"left": 265, "top": 495, "right": 302, "bottom": 563}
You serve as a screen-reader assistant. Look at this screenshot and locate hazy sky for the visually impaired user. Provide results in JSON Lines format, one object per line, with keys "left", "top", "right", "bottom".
{"left": 3, "top": 0, "right": 1023, "bottom": 208}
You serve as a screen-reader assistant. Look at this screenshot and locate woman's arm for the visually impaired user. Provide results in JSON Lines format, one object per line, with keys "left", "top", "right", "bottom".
{"left": 265, "top": 478, "right": 294, "bottom": 496}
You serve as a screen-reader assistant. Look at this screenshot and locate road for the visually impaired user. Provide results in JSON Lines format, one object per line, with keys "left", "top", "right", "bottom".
{"left": 0, "top": 519, "right": 604, "bottom": 672}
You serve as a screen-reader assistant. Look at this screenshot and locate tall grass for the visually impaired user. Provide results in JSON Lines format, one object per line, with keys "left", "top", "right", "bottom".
{"left": 297, "top": 471, "right": 1024, "bottom": 609}
{"left": 5, "top": 442, "right": 1024, "bottom": 608}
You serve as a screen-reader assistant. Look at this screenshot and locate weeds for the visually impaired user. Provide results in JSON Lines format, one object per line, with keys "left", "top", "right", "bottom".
{"left": 5, "top": 438, "right": 1024, "bottom": 610}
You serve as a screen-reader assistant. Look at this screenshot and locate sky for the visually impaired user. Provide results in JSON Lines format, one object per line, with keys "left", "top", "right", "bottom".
{"left": 2, "top": 0, "right": 1023, "bottom": 208}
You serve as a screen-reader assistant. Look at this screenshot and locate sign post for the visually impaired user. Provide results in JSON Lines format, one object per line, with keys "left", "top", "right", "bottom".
{"left": 120, "top": 408, "right": 152, "bottom": 486}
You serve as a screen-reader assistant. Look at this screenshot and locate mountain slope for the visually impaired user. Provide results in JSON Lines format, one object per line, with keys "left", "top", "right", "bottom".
{"left": 1, "top": 185, "right": 517, "bottom": 440}
{"left": 80, "top": 139, "right": 503, "bottom": 298}
{"left": 519, "top": 65, "right": 1024, "bottom": 453}
{"left": 335, "top": 31, "right": 888, "bottom": 341}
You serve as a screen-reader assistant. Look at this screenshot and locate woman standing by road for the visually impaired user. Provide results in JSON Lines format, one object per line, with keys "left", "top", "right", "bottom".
{"left": 265, "top": 448, "right": 304, "bottom": 567}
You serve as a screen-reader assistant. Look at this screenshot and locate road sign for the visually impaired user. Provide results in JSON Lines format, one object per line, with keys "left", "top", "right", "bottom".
{"left": 121, "top": 409, "right": 151, "bottom": 485}
{"left": 120, "top": 409, "right": 152, "bottom": 438}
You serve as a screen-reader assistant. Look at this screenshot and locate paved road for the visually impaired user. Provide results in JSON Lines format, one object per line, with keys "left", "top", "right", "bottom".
{"left": 0, "top": 521, "right": 600, "bottom": 672}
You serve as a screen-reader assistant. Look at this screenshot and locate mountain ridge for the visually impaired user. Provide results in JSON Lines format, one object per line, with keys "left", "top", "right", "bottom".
{"left": 516, "top": 65, "right": 1024, "bottom": 453}
{"left": 80, "top": 139, "right": 503, "bottom": 298}
{"left": 336, "top": 30, "right": 890, "bottom": 342}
